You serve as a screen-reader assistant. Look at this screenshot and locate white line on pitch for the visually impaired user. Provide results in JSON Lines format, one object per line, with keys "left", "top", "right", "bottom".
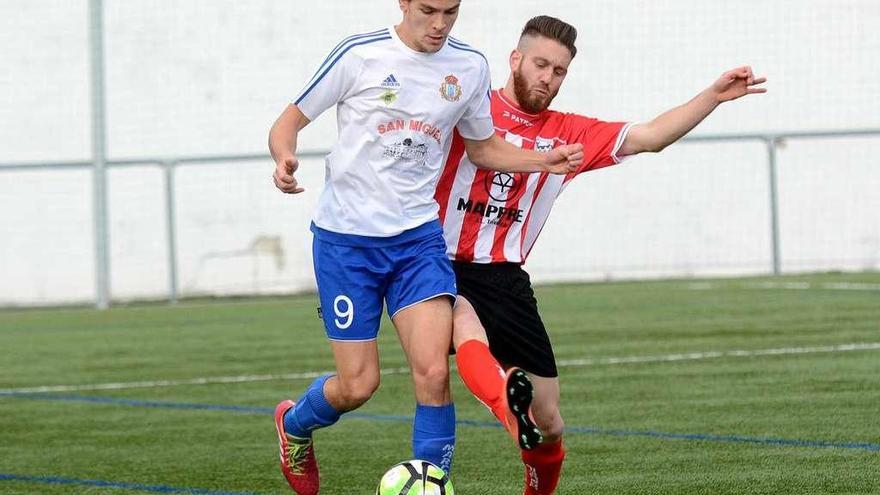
{"left": 687, "top": 281, "right": 880, "bottom": 291}
{"left": 0, "top": 367, "right": 411, "bottom": 394}
{"left": 2, "top": 343, "right": 879, "bottom": 395}
{"left": 555, "top": 342, "right": 880, "bottom": 367}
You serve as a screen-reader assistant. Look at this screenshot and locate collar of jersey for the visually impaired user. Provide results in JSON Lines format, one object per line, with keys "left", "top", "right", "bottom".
{"left": 389, "top": 24, "right": 448, "bottom": 58}
{"left": 495, "top": 88, "right": 548, "bottom": 120}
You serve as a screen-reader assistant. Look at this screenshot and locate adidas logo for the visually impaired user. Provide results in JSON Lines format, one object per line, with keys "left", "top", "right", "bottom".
{"left": 381, "top": 74, "right": 401, "bottom": 89}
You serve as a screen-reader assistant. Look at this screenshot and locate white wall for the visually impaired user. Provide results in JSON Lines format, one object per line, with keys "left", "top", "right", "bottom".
{"left": 1, "top": 0, "right": 878, "bottom": 305}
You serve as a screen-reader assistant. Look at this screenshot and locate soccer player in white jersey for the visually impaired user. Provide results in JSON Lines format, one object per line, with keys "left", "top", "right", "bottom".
{"left": 267, "top": 3, "right": 587, "bottom": 494}
{"left": 436, "top": 16, "right": 767, "bottom": 494}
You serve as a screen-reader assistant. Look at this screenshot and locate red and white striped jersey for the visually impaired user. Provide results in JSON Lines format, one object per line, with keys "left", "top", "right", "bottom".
{"left": 435, "top": 89, "right": 632, "bottom": 264}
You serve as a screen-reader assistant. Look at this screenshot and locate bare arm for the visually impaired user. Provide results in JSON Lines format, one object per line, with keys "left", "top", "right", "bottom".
{"left": 463, "top": 133, "right": 584, "bottom": 174}
{"left": 269, "top": 104, "right": 312, "bottom": 194}
{"left": 619, "top": 66, "right": 767, "bottom": 156}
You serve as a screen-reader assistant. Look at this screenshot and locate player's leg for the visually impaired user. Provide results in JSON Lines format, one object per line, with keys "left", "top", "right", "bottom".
{"left": 324, "top": 341, "right": 381, "bottom": 410}
{"left": 451, "top": 295, "right": 501, "bottom": 415}
{"left": 386, "top": 231, "right": 458, "bottom": 472}
{"left": 527, "top": 374, "right": 564, "bottom": 442}
{"left": 282, "top": 341, "right": 381, "bottom": 439}
{"left": 275, "top": 342, "right": 381, "bottom": 494}
{"left": 452, "top": 296, "right": 542, "bottom": 450}
{"left": 282, "top": 238, "right": 385, "bottom": 430}
{"left": 392, "top": 296, "right": 457, "bottom": 472}
{"left": 275, "top": 238, "right": 385, "bottom": 494}
{"left": 393, "top": 296, "right": 454, "bottom": 405}
{"left": 456, "top": 263, "right": 564, "bottom": 493}
{"left": 520, "top": 373, "right": 565, "bottom": 495}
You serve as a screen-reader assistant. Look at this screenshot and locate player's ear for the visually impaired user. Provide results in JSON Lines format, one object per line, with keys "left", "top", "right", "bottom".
{"left": 398, "top": 0, "right": 409, "bottom": 14}
{"left": 509, "top": 49, "right": 522, "bottom": 71}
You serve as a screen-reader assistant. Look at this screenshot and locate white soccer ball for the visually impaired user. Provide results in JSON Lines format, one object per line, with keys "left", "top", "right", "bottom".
{"left": 376, "top": 459, "right": 454, "bottom": 495}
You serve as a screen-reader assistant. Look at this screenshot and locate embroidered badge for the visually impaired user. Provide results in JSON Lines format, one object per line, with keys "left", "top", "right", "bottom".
{"left": 380, "top": 89, "right": 398, "bottom": 106}
{"left": 440, "top": 74, "right": 462, "bottom": 102}
{"left": 535, "top": 137, "right": 555, "bottom": 153}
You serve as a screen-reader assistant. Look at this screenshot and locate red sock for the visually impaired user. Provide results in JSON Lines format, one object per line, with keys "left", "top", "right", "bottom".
{"left": 455, "top": 339, "right": 507, "bottom": 424}
{"left": 522, "top": 439, "right": 565, "bottom": 495}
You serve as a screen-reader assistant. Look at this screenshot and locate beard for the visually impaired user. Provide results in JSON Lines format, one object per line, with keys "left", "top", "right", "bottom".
{"left": 512, "top": 67, "right": 556, "bottom": 114}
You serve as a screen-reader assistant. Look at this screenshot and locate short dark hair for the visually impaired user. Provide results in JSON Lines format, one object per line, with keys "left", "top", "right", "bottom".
{"left": 520, "top": 15, "right": 577, "bottom": 58}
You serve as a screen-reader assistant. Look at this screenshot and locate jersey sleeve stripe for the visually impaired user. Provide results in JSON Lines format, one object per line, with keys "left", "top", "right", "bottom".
{"left": 446, "top": 40, "right": 489, "bottom": 65}
{"left": 304, "top": 28, "right": 389, "bottom": 88}
{"left": 448, "top": 35, "right": 472, "bottom": 47}
{"left": 295, "top": 34, "right": 391, "bottom": 105}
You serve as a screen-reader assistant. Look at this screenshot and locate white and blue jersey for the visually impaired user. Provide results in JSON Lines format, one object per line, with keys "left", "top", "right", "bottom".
{"left": 295, "top": 26, "right": 494, "bottom": 237}
{"left": 296, "top": 27, "right": 493, "bottom": 340}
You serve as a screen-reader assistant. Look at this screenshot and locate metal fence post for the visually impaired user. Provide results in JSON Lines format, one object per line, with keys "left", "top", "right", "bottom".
{"left": 163, "top": 161, "right": 180, "bottom": 303}
{"left": 765, "top": 136, "right": 782, "bottom": 275}
{"left": 89, "top": 0, "right": 110, "bottom": 309}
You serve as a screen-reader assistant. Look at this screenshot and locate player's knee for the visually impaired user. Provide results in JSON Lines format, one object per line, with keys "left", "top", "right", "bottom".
{"left": 337, "top": 374, "right": 380, "bottom": 408}
{"left": 412, "top": 362, "right": 448, "bottom": 386}
{"left": 411, "top": 363, "right": 450, "bottom": 397}
{"left": 451, "top": 298, "right": 488, "bottom": 350}
{"left": 533, "top": 406, "right": 564, "bottom": 442}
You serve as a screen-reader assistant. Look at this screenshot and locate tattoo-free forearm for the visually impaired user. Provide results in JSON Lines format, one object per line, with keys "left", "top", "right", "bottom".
{"left": 650, "top": 89, "right": 719, "bottom": 149}
{"left": 463, "top": 135, "right": 547, "bottom": 172}
{"left": 626, "top": 89, "right": 719, "bottom": 154}
{"left": 268, "top": 104, "right": 310, "bottom": 161}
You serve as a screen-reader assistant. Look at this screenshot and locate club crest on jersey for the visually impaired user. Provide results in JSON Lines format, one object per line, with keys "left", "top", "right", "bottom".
{"left": 535, "top": 137, "right": 555, "bottom": 153}
{"left": 440, "top": 74, "right": 462, "bottom": 102}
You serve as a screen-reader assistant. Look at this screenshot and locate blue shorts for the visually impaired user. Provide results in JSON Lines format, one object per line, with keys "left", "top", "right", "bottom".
{"left": 311, "top": 220, "right": 456, "bottom": 342}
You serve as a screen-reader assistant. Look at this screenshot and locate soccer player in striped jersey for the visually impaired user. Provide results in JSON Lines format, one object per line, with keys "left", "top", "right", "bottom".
{"left": 437, "top": 16, "right": 767, "bottom": 495}
{"left": 267, "top": 3, "right": 586, "bottom": 494}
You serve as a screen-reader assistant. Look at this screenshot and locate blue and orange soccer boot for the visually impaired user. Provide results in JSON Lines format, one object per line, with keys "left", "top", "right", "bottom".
{"left": 502, "top": 368, "right": 543, "bottom": 450}
{"left": 274, "top": 400, "right": 320, "bottom": 495}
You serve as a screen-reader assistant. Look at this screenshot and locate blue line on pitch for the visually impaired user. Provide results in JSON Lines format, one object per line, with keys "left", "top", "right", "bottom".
{"left": 0, "top": 393, "right": 274, "bottom": 413}
{"left": 3, "top": 392, "right": 878, "bottom": 452}
{"left": 0, "top": 473, "right": 265, "bottom": 494}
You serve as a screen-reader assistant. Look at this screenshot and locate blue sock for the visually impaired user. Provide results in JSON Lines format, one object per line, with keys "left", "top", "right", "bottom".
{"left": 412, "top": 403, "right": 456, "bottom": 473}
{"left": 283, "top": 374, "right": 341, "bottom": 438}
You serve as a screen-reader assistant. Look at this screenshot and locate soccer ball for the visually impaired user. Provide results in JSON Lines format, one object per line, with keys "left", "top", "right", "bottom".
{"left": 376, "top": 459, "right": 454, "bottom": 495}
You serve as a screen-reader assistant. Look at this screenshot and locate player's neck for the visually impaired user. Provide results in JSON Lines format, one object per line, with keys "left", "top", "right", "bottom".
{"left": 394, "top": 24, "right": 430, "bottom": 54}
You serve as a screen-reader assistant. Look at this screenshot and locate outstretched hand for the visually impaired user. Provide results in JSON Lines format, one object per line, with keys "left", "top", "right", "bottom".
{"left": 711, "top": 66, "right": 768, "bottom": 103}
{"left": 543, "top": 143, "right": 584, "bottom": 174}
{"left": 273, "top": 156, "right": 305, "bottom": 194}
